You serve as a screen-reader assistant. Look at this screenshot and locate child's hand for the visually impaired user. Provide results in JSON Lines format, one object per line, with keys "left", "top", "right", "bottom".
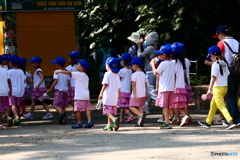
{"left": 34, "top": 85, "right": 40, "bottom": 88}
{"left": 206, "top": 89, "right": 212, "bottom": 97}
{"left": 46, "top": 90, "right": 51, "bottom": 94}
{"left": 134, "top": 97, "right": 139, "bottom": 102}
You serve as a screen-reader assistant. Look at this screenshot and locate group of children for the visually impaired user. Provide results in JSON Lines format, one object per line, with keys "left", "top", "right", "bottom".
{"left": 0, "top": 42, "right": 238, "bottom": 131}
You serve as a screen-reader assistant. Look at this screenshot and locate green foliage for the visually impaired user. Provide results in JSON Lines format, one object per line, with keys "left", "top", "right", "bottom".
{"left": 190, "top": 74, "right": 210, "bottom": 86}
{"left": 78, "top": 0, "right": 240, "bottom": 88}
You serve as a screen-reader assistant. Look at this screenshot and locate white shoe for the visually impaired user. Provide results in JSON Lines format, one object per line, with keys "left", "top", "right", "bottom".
{"left": 157, "top": 119, "right": 165, "bottom": 123}
{"left": 226, "top": 122, "right": 237, "bottom": 130}
{"left": 42, "top": 113, "right": 53, "bottom": 119}
{"left": 222, "top": 120, "right": 228, "bottom": 126}
{"left": 180, "top": 115, "right": 190, "bottom": 127}
{"left": 24, "top": 112, "right": 34, "bottom": 119}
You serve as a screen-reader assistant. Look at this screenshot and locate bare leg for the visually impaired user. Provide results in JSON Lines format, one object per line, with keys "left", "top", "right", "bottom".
{"left": 174, "top": 108, "right": 180, "bottom": 121}
{"left": 40, "top": 101, "right": 50, "bottom": 113}
{"left": 21, "top": 101, "right": 26, "bottom": 114}
{"left": 86, "top": 110, "right": 92, "bottom": 123}
{"left": 54, "top": 107, "right": 62, "bottom": 114}
{"left": 129, "top": 106, "right": 142, "bottom": 117}
{"left": 4, "top": 109, "right": 10, "bottom": 118}
{"left": 75, "top": 111, "right": 82, "bottom": 124}
{"left": 106, "top": 113, "right": 114, "bottom": 126}
{"left": 163, "top": 107, "right": 170, "bottom": 124}
{"left": 120, "top": 108, "right": 124, "bottom": 121}
{"left": 12, "top": 105, "right": 19, "bottom": 119}
{"left": 123, "top": 108, "right": 133, "bottom": 118}
{"left": 30, "top": 99, "right": 36, "bottom": 113}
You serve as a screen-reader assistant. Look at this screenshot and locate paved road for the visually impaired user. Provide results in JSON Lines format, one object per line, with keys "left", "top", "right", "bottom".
{"left": 0, "top": 102, "right": 240, "bottom": 160}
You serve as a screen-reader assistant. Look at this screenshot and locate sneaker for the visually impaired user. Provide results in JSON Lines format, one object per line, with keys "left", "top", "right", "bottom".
{"left": 157, "top": 118, "right": 165, "bottom": 123}
{"left": 213, "top": 119, "right": 222, "bottom": 125}
{"left": 7, "top": 117, "right": 13, "bottom": 127}
{"left": 160, "top": 123, "right": 172, "bottom": 129}
{"left": 84, "top": 121, "right": 94, "bottom": 128}
{"left": 24, "top": 112, "right": 34, "bottom": 119}
{"left": 103, "top": 125, "right": 113, "bottom": 131}
{"left": 180, "top": 115, "right": 190, "bottom": 127}
{"left": 198, "top": 121, "right": 211, "bottom": 129}
{"left": 113, "top": 117, "right": 120, "bottom": 131}
{"left": 42, "top": 113, "right": 53, "bottom": 119}
{"left": 13, "top": 119, "right": 21, "bottom": 125}
{"left": 237, "top": 123, "right": 240, "bottom": 127}
{"left": 226, "top": 122, "right": 237, "bottom": 130}
{"left": 125, "top": 117, "right": 135, "bottom": 123}
{"left": 71, "top": 123, "right": 83, "bottom": 129}
{"left": 222, "top": 119, "right": 228, "bottom": 126}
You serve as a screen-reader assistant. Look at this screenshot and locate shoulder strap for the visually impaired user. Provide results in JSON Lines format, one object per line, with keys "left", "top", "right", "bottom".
{"left": 223, "top": 41, "right": 235, "bottom": 53}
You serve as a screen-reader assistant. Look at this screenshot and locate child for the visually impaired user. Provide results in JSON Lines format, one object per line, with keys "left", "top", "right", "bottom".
{"left": 128, "top": 57, "right": 147, "bottom": 127}
{"left": 47, "top": 57, "right": 71, "bottom": 124}
{"left": 0, "top": 54, "right": 10, "bottom": 70}
{"left": 55, "top": 59, "right": 94, "bottom": 128}
{"left": 8, "top": 55, "right": 26, "bottom": 125}
{"left": 198, "top": 46, "right": 236, "bottom": 130}
{"left": 19, "top": 57, "right": 32, "bottom": 116}
{"left": 116, "top": 53, "right": 134, "bottom": 123}
{"left": 98, "top": 57, "right": 121, "bottom": 131}
{"left": 154, "top": 44, "right": 175, "bottom": 129}
{"left": 0, "top": 56, "right": 12, "bottom": 128}
{"left": 171, "top": 42, "right": 190, "bottom": 127}
{"left": 66, "top": 51, "right": 80, "bottom": 120}
{"left": 24, "top": 56, "right": 53, "bottom": 120}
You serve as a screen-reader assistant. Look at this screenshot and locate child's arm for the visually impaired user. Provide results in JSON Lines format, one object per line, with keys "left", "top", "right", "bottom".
{"left": 118, "top": 88, "right": 121, "bottom": 100}
{"left": 156, "top": 75, "right": 159, "bottom": 93}
{"left": 55, "top": 70, "right": 72, "bottom": 76}
{"left": 132, "top": 81, "right": 137, "bottom": 99}
{"left": 207, "top": 75, "right": 216, "bottom": 96}
{"left": 47, "top": 79, "right": 58, "bottom": 94}
{"left": 68, "top": 80, "right": 72, "bottom": 94}
{"left": 150, "top": 59, "right": 156, "bottom": 75}
{"left": 35, "top": 71, "right": 44, "bottom": 88}
{"left": 145, "top": 82, "right": 148, "bottom": 100}
{"left": 98, "top": 84, "right": 108, "bottom": 100}
{"left": 8, "top": 79, "right": 12, "bottom": 96}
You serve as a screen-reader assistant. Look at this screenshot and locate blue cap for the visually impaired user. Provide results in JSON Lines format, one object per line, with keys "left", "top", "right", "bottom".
{"left": 1, "top": 54, "right": 10, "bottom": 60}
{"left": 208, "top": 46, "right": 222, "bottom": 55}
{"left": 19, "top": 57, "right": 26, "bottom": 67}
{"left": 9, "top": 55, "right": 20, "bottom": 66}
{"left": 172, "top": 42, "right": 184, "bottom": 54}
{"left": 154, "top": 44, "right": 172, "bottom": 55}
{"left": 116, "top": 53, "right": 132, "bottom": 62}
{"left": 213, "top": 25, "right": 228, "bottom": 38}
{"left": 78, "top": 59, "right": 90, "bottom": 69}
{"left": 128, "top": 57, "right": 143, "bottom": 65}
{"left": 28, "top": 56, "right": 42, "bottom": 63}
{"left": 50, "top": 56, "right": 66, "bottom": 66}
{"left": 69, "top": 51, "right": 81, "bottom": 59}
{"left": 106, "top": 57, "right": 119, "bottom": 73}
{"left": 0, "top": 56, "right": 2, "bottom": 63}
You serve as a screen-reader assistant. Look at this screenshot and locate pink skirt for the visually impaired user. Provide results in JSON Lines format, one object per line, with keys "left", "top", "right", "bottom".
{"left": 53, "top": 90, "right": 69, "bottom": 108}
{"left": 129, "top": 97, "right": 145, "bottom": 107}
{"left": 32, "top": 88, "right": 50, "bottom": 100}
{"left": 155, "top": 91, "right": 174, "bottom": 108}
{"left": 186, "top": 84, "right": 193, "bottom": 103}
{"left": 103, "top": 105, "right": 117, "bottom": 115}
{"left": 9, "top": 96, "right": 22, "bottom": 106}
{"left": 0, "top": 96, "right": 9, "bottom": 112}
{"left": 22, "top": 88, "right": 28, "bottom": 101}
{"left": 74, "top": 100, "right": 91, "bottom": 112}
{"left": 173, "top": 88, "right": 187, "bottom": 108}
{"left": 118, "top": 92, "right": 131, "bottom": 108}
{"left": 67, "top": 87, "right": 75, "bottom": 102}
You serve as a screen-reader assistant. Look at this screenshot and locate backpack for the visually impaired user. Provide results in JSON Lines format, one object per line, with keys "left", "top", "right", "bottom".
{"left": 223, "top": 41, "right": 240, "bottom": 75}
{"left": 100, "top": 48, "right": 111, "bottom": 71}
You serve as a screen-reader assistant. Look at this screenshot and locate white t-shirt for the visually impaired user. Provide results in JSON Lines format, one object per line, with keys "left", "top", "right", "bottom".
{"left": 8, "top": 69, "right": 25, "bottom": 97}
{"left": 24, "top": 72, "right": 31, "bottom": 88}
{"left": 119, "top": 68, "right": 132, "bottom": 93}
{"left": 72, "top": 72, "right": 90, "bottom": 100}
{"left": 53, "top": 70, "right": 70, "bottom": 92}
{"left": 172, "top": 59, "right": 185, "bottom": 89}
{"left": 131, "top": 71, "right": 147, "bottom": 97}
{"left": 0, "top": 65, "right": 9, "bottom": 70}
{"left": 219, "top": 37, "right": 239, "bottom": 65}
{"left": 184, "top": 58, "right": 191, "bottom": 85}
{"left": 211, "top": 60, "right": 229, "bottom": 87}
{"left": 33, "top": 68, "right": 46, "bottom": 88}
{"left": 0, "top": 68, "right": 9, "bottom": 96}
{"left": 156, "top": 61, "right": 175, "bottom": 92}
{"left": 66, "top": 64, "right": 77, "bottom": 87}
{"left": 102, "top": 71, "right": 121, "bottom": 106}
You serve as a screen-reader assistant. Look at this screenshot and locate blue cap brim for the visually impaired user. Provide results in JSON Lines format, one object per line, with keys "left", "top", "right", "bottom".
{"left": 109, "top": 66, "right": 119, "bottom": 73}
{"left": 50, "top": 61, "right": 57, "bottom": 64}
{"left": 28, "top": 60, "right": 35, "bottom": 62}
{"left": 116, "top": 57, "right": 123, "bottom": 60}
{"left": 154, "top": 50, "right": 165, "bottom": 54}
